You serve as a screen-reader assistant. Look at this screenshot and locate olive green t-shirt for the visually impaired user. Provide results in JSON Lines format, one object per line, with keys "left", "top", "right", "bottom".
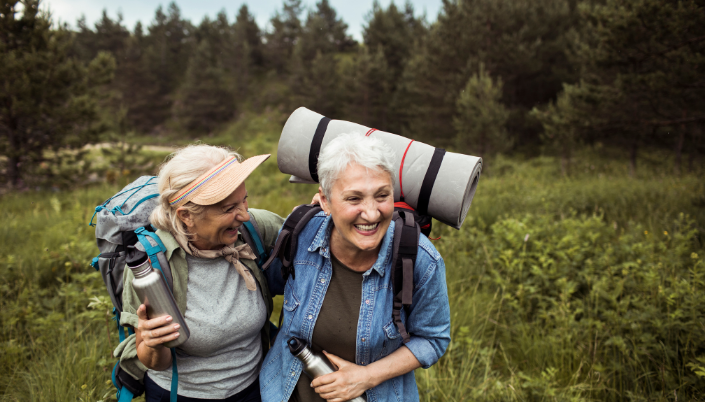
{"left": 290, "top": 253, "right": 364, "bottom": 402}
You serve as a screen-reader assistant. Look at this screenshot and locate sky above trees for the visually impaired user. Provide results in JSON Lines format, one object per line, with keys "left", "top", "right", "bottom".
{"left": 42, "top": 0, "right": 441, "bottom": 40}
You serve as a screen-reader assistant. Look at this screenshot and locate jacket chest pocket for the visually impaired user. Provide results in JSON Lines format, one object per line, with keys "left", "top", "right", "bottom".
{"left": 282, "top": 280, "right": 300, "bottom": 334}
{"left": 377, "top": 320, "right": 403, "bottom": 360}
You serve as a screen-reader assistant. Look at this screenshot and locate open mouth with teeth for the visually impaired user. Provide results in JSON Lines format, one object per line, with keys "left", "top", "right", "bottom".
{"left": 354, "top": 222, "right": 379, "bottom": 232}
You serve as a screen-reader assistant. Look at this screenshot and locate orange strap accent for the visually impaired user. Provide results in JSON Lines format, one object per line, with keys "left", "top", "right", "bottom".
{"left": 399, "top": 140, "right": 415, "bottom": 199}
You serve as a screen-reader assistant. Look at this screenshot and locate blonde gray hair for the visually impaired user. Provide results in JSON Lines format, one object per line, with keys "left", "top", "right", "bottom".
{"left": 317, "top": 133, "right": 395, "bottom": 198}
{"left": 150, "top": 144, "right": 242, "bottom": 237}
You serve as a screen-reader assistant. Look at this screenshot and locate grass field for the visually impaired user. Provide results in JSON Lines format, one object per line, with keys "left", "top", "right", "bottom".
{"left": 1, "top": 114, "right": 703, "bottom": 401}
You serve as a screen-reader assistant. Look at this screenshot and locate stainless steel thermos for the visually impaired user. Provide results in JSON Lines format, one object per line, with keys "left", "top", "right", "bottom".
{"left": 288, "top": 337, "right": 367, "bottom": 402}
{"left": 127, "top": 247, "right": 190, "bottom": 348}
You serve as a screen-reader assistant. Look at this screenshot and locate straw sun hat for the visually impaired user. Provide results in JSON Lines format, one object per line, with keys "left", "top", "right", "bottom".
{"left": 169, "top": 154, "right": 270, "bottom": 208}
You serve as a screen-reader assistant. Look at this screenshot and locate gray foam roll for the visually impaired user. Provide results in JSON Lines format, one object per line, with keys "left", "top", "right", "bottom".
{"left": 278, "top": 107, "right": 482, "bottom": 229}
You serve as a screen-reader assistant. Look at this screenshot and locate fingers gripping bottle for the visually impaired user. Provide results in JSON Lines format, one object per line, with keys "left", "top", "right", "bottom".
{"left": 126, "top": 246, "right": 190, "bottom": 348}
{"left": 288, "top": 337, "right": 367, "bottom": 402}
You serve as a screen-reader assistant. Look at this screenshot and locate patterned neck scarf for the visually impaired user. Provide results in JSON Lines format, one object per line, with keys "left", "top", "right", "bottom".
{"left": 173, "top": 231, "right": 258, "bottom": 291}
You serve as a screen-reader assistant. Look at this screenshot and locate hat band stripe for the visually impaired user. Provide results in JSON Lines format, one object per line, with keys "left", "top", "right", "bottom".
{"left": 169, "top": 157, "right": 239, "bottom": 205}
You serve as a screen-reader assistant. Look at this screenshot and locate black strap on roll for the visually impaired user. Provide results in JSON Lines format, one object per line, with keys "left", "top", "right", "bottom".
{"left": 308, "top": 117, "right": 331, "bottom": 183}
{"left": 416, "top": 148, "right": 446, "bottom": 216}
{"left": 390, "top": 210, "right": 419, "bottom": 344}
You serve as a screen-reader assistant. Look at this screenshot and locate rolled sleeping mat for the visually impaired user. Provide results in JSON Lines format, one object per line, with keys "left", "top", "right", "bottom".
{"left": 278, "top": 107, "right": 483, "bottom": 229}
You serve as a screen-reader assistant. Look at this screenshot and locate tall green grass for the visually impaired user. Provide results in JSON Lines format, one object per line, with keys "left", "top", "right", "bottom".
{"left": 1, "top": 115, "right": 703, "bottom": 401}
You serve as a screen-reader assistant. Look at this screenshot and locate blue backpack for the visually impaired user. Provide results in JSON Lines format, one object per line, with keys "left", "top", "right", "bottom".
{"left": 89, "top": 176, "right": 269, "bottom": 402}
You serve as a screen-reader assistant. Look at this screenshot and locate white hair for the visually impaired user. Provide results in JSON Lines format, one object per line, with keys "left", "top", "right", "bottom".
{"left": 150, "top": 144, "right": 242, "bottom": 237}
{"left": 317, "top": 133, "right": 396, "bottom": 198}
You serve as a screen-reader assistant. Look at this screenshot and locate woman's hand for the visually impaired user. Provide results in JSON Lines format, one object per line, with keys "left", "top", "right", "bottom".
{"left": 310, "top": 352, "right": 373, "bottom": 402}
{"left": 135, "top": 304, "right": 178, "bottom": 371}
{"left": 312, "top": 347, "right": 422, "bottom": 401}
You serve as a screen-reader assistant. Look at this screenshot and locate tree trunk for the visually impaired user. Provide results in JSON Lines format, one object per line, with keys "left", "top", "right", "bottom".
{"left": 691, "top": 124, "right": 702, "bottom": 173}
{"left": 5, "top": 118, "right": 21, "bottom": 188}
{"left": 629, "top": 138, "right": 638, "bottom": 177}
{"left": 6, "top": 154, "right": 20, "bottom": 189}
{"left": 675, "top": 130, "right": 684, "bottom": 176}
{"left": 675, "top": 112, "right": 687, "bottom": 176}
{"left": 561, "top": 141, "right": 571, "bottom": 177}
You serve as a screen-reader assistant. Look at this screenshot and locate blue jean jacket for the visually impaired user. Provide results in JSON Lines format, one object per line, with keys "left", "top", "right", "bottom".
{"left": 260, "top": 211, "right": 451, "bottom": 402}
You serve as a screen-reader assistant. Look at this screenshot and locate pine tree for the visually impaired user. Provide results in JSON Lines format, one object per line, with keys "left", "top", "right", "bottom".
{"left": 232, "top": 5, "right": 263, "bottom": 99}
{"left": 363, "top": 1, "right": 425, "bottom": 86}
{"left": 397, "top": 0, "right": 579, "bottom": 147}
{"left": 141, "top": 3, "right": 195, "bottom": 130}
{"left": 289, "top": 50, "right": 341, "bottom": 117}
{"left": 0, "top": 0, "right": 115, "bottom": 187}
{"left": 362, "top": 1, "right": 426, "bottom": 132}
{"left": 176, "top": 40, "right": 234, "bottom": 134}
{"left": 341, "top": 46, "right": 392, "bottom": 128}
{"left": 297, "top": 0, "right": 356, "bottom": 63}
{"left": 534, "top": 0, "right": 705, "bottom": 175}
{"left": 453, "top": 66, "right": 510, "bottom": 157}
{"left": 264, "top": 0, "right": 304, "bottom": 74}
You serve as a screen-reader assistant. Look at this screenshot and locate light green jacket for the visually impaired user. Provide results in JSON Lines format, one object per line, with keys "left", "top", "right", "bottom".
{"left": 113, "top": 208, "right": 284, "bottom": 381}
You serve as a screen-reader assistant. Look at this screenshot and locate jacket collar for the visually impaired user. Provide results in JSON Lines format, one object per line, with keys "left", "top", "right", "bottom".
{"left": 308, "top": 213, "right": 396, "bottom": 277}
{"left": 155, "top": 229, "right": 183, "bottom": 260}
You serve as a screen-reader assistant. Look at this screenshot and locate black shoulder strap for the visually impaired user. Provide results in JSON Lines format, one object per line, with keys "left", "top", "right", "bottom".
{"left": 390, "top": 210, "right": 420, "bottom": 344}
{"left": 262, "top": 204, "right": 322, "bottom": 281}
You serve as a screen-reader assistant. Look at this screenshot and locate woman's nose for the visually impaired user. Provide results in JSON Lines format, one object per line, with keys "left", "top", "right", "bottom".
{"left": 360, "top": 200, "right": 381, "bottom": 221}
{"left": 235, "top": 206, "right": 250, "bottom": 222}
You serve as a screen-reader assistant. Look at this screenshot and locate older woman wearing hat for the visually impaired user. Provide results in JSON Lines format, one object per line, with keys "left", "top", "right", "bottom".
{"left": 260, "top": 133, "right": 451, "bottom": 402}
{"left": 117, "top": 144, "right": 285, "bottom": 402}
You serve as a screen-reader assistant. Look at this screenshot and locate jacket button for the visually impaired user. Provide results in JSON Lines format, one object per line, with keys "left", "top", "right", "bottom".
{"left": 320, "top": 278, "right": 325, "bottom": 283}
{"left": 365, "top": 300, "right": 370, "bottom": 304}
{"left": 361, "top": 338, "right": 366, "bottom": 342}
{"left": 308, "top": 315, "right": 313, "bottom": 320}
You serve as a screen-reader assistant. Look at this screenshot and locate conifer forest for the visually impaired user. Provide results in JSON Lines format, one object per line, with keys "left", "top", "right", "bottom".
{"left": 1, "top": 0, "right": 704, "bottom": 401}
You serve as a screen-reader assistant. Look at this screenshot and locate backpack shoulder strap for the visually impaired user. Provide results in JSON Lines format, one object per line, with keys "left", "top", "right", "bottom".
{"left": 134, "top": 226, "right": 173, "bottom": 292}
{"left": 390, "top": 210, "right": 420, "bottom": 344}
{"left": 241, "top": 213, "right": 267, "bottom": 268}
{"left": 262, "top": 204, "right": 322, "bottom": 281}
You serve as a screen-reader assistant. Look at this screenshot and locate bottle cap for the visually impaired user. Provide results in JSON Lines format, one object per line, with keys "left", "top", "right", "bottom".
{"left": 126, "top": 246, "right": 149, "bottom": 268}
{"left": 288, "top": 337, "right": 307, "bottom": 356}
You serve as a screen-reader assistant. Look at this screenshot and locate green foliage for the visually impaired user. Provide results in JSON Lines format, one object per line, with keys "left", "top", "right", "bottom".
{"left": 398, "top": 0, "right": 579, "bottom": 147}
{"left": 0, "top": 1, "right": 116, "bottom": 187}
{"left": 1, "top": 123, "right": 703, "bottom": 400}
{"left": 536, "top": 0, "right": 705, "bottom": 174}
{"left": 454, "top": 65, "right": 511, "bottom": 157}
{"left": 176, "top": 39, "right": 235, "bottom": 134}
{"left": 425, "top": 210, "right": 705, "bottom": 401}
{"left": 340, "top": 46, "right": 392, "bottom": 128}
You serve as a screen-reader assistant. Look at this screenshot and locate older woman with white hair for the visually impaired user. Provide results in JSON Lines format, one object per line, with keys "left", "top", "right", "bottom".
{"left": 260, "top": 133, "right": 451, "bottom": 402}
{"left": 117, "top": 144, "right": 286, "bottom": 402}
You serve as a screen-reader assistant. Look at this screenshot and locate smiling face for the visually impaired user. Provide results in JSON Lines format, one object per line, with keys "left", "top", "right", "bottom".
{"left": 320, "top": 163, "right": 394, "bottom": 265}
{"left": 176, "top": 182, "right": 249, "bottom": 250}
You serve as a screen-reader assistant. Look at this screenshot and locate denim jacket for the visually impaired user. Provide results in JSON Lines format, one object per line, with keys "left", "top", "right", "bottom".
{"left": 260, "top": 211, "right": 451, "bottom": 402}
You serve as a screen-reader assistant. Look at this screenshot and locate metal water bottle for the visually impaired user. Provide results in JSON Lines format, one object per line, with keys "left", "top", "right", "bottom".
{"left": 288, "top": 337, "right": 367, "bottom": 402}
{"left": 127, "top": 247, "right": 190, "bottom": 348}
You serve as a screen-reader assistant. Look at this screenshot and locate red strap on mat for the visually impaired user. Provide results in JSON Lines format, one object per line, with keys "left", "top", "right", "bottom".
{"left": 399, "top": 140, "right": 414, "bottom": 199}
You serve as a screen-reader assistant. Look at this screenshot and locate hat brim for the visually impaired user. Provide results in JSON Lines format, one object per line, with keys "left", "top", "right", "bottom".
{"left": 188, "top": 154, "right": 270, "bottom": 206}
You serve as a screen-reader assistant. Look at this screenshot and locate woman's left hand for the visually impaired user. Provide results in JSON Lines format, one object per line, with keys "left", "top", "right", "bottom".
{"left": 311, "top": 351, "right": 372, "bottom": 401}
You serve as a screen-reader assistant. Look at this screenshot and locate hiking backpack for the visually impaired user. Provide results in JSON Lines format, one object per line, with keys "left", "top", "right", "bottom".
{"left": 89, "top": 176, "right": 270, "bottom": 402}
{"left": 262, "top": 203, "right": 431, "bottom": 344}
